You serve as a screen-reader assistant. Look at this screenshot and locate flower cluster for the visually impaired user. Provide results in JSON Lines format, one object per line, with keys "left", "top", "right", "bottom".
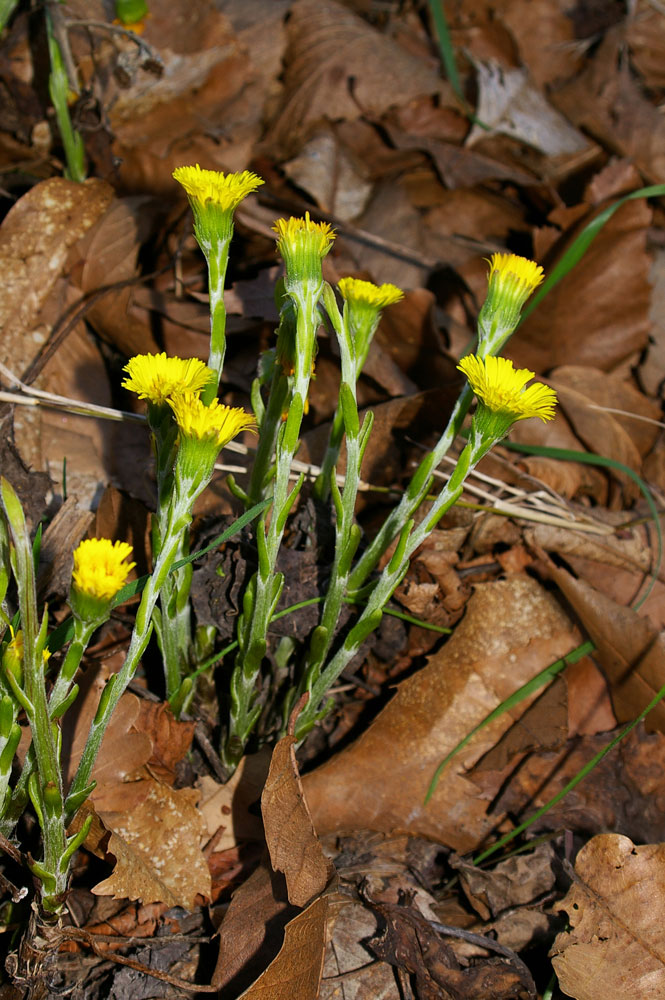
{"left": 338, "top": 277, "right": 404, "bottom": 310}
{"left": 338, "top": 277, "right": 404, "bottom": 361}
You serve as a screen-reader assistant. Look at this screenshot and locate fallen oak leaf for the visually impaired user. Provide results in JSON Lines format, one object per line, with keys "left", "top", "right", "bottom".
{"left": 551, "top": 833, "right": 665, "bottom": 1000}
{"left": 544, "top": 560, "right": 665, "bottom": 730}
{"left": 262, "top": 701, "right": 333, "bottom": 907}
{"left": 92, "top": 779, "right": 211, "bottom": 909}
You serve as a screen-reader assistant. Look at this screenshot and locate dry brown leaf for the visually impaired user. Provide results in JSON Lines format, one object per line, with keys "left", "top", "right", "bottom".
{"left": 213, "top": 859, "right": 295, "bottom": 992}
{"left": 546, "top": 562, "right": 665, "bottom": 730}
{"left": 97, "top": 0, "right": 271, "bottom": 190}
{"left": 550, "top": 365, "right": 661, "bottom": 459}
{"left": 627, "top": 2, "right": 665, "bottom": 89}
{"left": 498, "top": 0, "right": 583, "bottom": 88}
{"left": 63, "top": 682, "right": 152, "bottom": 794}
{"left": 452, "top": 842, "right": 557, "bottom": 922}
{"left": 36, "top": 497, "right": 93, "bottom": 602}
{"left": 262, "top": 731, "right": 333, "bottom": 907}
{"left": 92, "top": 779, "right": 211, "bottom": 909}
{"left": 491, "top": 725, "right": 665, "bottom": 846}
{"left": 237, "top": 895, "right": 329, "bottom": 1000}
{"left": 133, "top": 701, "right": 196, "bottom": 786}
{"left": 302, "top": 575, "right": 579, "bottom": 851}
{"left": 0, "top": 177, "right": 113, "bottom": 375}
{"left": 270, "top": 0, "right": 446, "bottom": 155}
{"left": 467, "top": 61, "right": 592, "bottom": 158}
{"left": 554, "top": 26, "right": 665, "bottom": 184}
{"left": 551, "top": 834, "right": 665, "bottom": 1000}
{"left": 526, "top": 518, "right": 655, "bottom": 585}
{"left": 78, "top": 196, "right": 160, "bottom": 358}
{"left": 198, "top": 751, "right": 269, "bottom": 853}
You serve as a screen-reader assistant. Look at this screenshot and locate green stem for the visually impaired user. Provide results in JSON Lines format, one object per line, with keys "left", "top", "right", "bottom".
{"left": 296, "top": 438, "right": 480, "bottom": 736}
{"left": 67, "top": 476, "right": 196, "bottom": 815}
{"left": 48, "top": 617, "right": 97, "bottom": 714}
{"left": 202, "top": 239, "right": 230, "bottom": 403}
{"left": 223, "top": 285, "right": 319, "bottom": 769}
{"left": 246, "top": 370, "right": 289, "bottom": 506}
{"left": 347, "top": 384, "right": 473, "bottom": 591}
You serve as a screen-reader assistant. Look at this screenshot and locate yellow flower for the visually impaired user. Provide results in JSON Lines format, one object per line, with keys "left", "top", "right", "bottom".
{"left": 338, "top": 277, "right": 404, "bottom": 309}
{"left": 2, "top": 627, "right": 50, "bottom": 687}
{"left": 478, "top": 253, "right": 544, "bottom": 347}
{"left": 122, "top": 353, "right": 213, "bottom": 406}
{"left": 72, "top": 539, "right": 135, "bottom": 603}
{"left": 488, "top": 253, "right": 544, "bottom": 297}
{"left": 169, "top": 393, "right": 256, "bottom": 449}
{"left": 273, "top": 213, "right": 335, "bottom": 287}
{"left": 458, "top": 354, "right": 557, "bottom": 423}
{"left": 173, "top": 165, "right": 264, "bottom": 214}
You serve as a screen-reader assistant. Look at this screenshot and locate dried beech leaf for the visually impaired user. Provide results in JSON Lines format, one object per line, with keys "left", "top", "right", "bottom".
{"left": 0, "top": 177, "right": 113, "bottom": 374}
{"left": 238, "top": 894, "right": 328, "bottom": 1000}
{"left": 134, "top": 701, "right": 196, "bottom": 785}
{"left": 303, "top": 575, "right": 579, "bottom": 851}
{"left": 262, "top": 732, "right": 333, "bottom": 907}
{"left": 271, "top": 0, "right": 446, "bottom": 153}
{"left": 63, "top": 682, "right": 152, "bottom": 794}
{"left": 547, "top": 562, "right": 665, "bottom": 730}
{"left": 213, "top": 858, "right": 295, "bottom": 992}
{"left": 198, "top": 752, "right": 269, "bottom": 852}
{"left": 93, "top": 780, "right": 211, "bottom": 909}
{"left": 468, "top": 61, "right": 591, "bottom": 157}
{"left": 551, "top": 834, "right": 665, "bottom": 1000}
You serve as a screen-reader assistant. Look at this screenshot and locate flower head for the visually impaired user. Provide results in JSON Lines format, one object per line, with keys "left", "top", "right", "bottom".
{"left": 173, "top": 164, "right": 264, "bottom": 249}
{"left": 173, "top": 165, "right": 264, "bottom": 213}
{"left": 337, "top": 277, "right": 404, "bottom": 363}
{"left": 478, "top": 253, "right": 544, "bottom": 349}
{"left": 273, "top": 213, "right": 335, "bottom": 288}
{"left": 169, "top": 393, "right": 256, "bottom": 486}
{"left": 2, "top": 627, "right": 50, "bottom": 688}
{"left": 169, "top": 393, "right": 256, "bottom": 447}
{"left": 458, "top": 354, "right": 556, "bottom": 444}
{"left": 122, "top": 353, "right": 214, "bottom": 406}
{"left": 338, "top": 277, "right": 404, "bottom": 310}
{"left": 70, "top": 538, "right": 135, "bottom": 621}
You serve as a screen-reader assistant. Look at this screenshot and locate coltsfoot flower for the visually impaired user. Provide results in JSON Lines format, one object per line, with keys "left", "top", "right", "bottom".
{"left": 338, "top": 277, "right": 404, "bottom": 361}
{"left": 478, "top": 253, "right": 544, "bottom": 347}
{"left": 458, "top": 354, "right": 556, "bottom": 443}
{"left": 173, "top": 165, "right": 264, "bottom": 248}
{"left": 169, "top": 392, "right": 256, "bottom": 484}
{"left": 122, "top": 353, "right": 213, "bottom": 406}
{"left": 338, "top": 277, "right": 404, "bottom": 310}
{"left": 70, "top": 539, "right": 135, "bottom": 622}
{"left": 273, "top": 213, "right": 335, "bottom": 288}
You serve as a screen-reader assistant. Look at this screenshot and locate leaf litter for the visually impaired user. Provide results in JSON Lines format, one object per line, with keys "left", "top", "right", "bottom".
{"left": 1, "top": 1, "right": 665, "bottom": 998}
